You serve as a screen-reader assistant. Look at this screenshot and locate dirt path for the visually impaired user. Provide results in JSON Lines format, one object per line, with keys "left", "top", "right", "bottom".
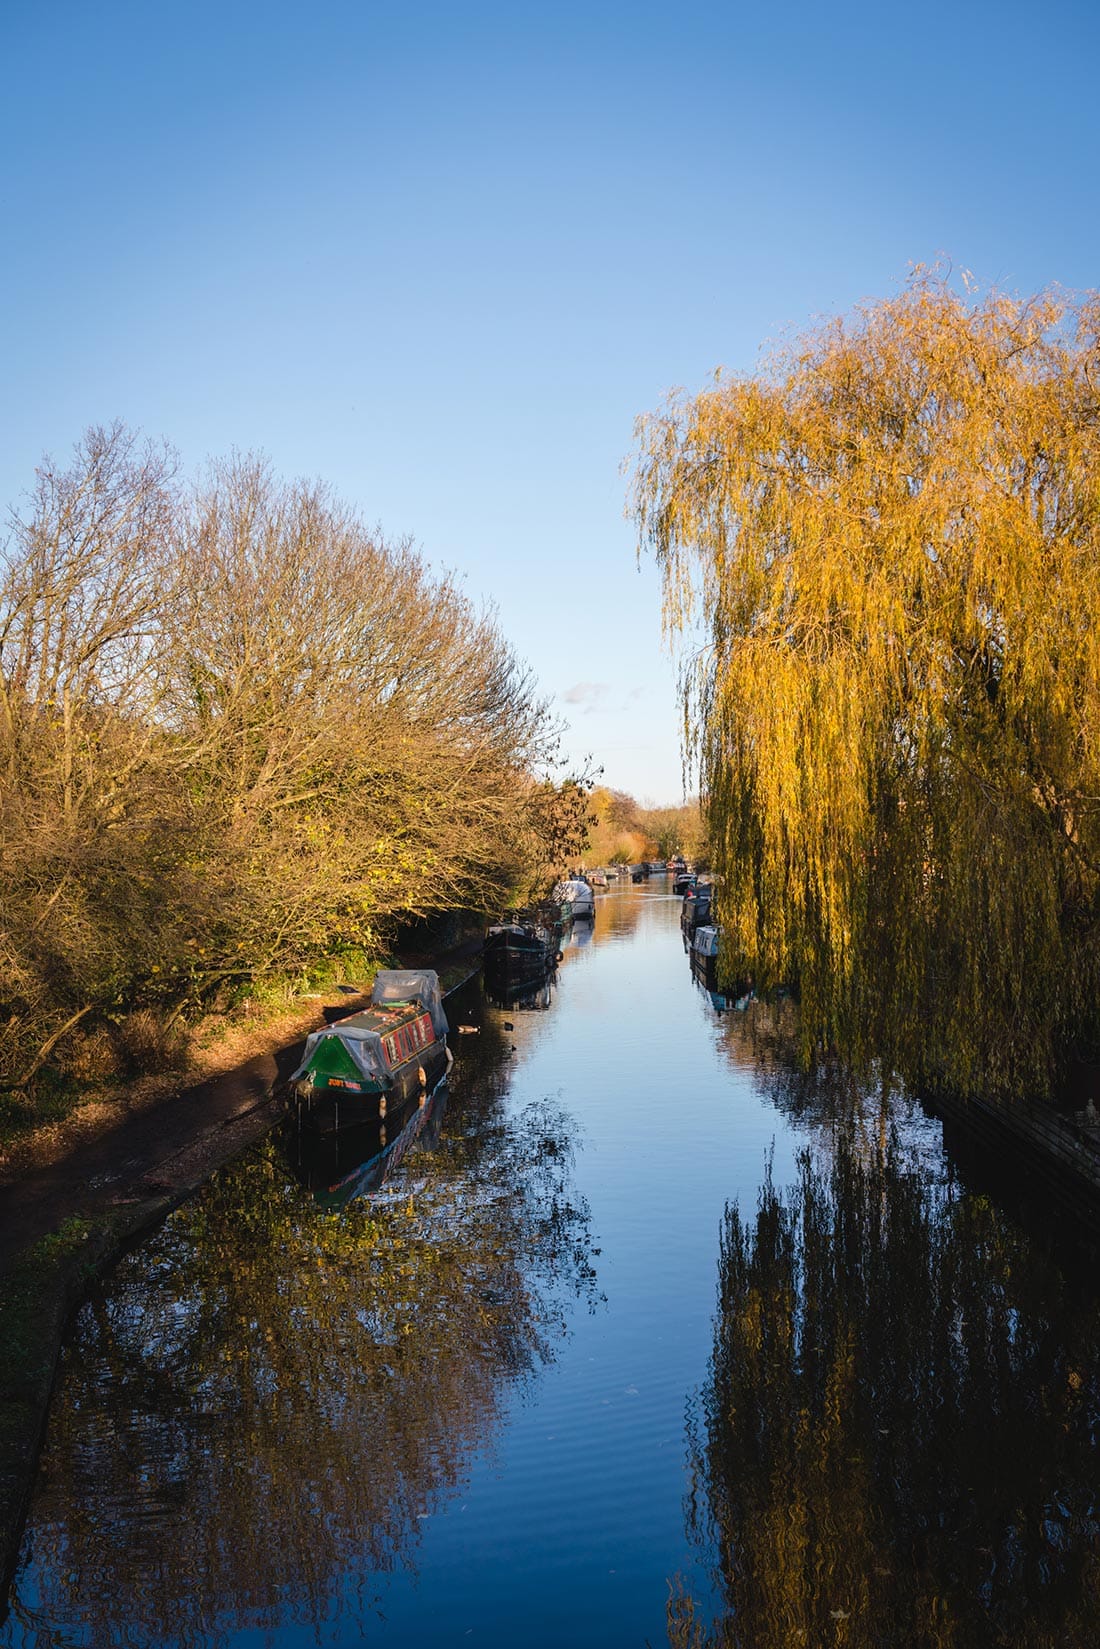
{"left": 0, "top": 1013, "right": 338, "bottom": 1273}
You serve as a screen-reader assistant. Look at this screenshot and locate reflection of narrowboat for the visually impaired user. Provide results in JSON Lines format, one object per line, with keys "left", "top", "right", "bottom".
{"left": 288, "top": 969, "right": 451, "bottom": 1131}
{"left": 290, "top": 1085, "right": 447, "bottom": 1209}
{"left": 484, "top": 975, "right": 554, "bottom": 1012}
{"left": 483, "top": 914, "right": 559, "bottom": 994}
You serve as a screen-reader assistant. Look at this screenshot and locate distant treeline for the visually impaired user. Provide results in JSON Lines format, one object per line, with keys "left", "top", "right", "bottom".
{"left": 0, "top": 425, "right": 588, "bottom": 1096}
{"left": 582, "top": 787, "right": 702, "bottom": 866}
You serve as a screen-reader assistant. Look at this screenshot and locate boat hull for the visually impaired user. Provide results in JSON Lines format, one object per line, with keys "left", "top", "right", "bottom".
{"left": 483, "top": 927, "right": 556, "bottom": 993}
{"left": 292, "top": 1040, "right": 450, "bottom": 1132}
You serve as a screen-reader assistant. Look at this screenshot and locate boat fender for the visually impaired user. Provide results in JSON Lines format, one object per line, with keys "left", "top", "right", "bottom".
{"left": 557, "top": 951, "right": 564, "bottom": 962}
{"left": 417, "top": 1065, "right": 427, "bottom": 1087}
{"left": 378, "top": 1095, "right": 387, "bottom": 1119}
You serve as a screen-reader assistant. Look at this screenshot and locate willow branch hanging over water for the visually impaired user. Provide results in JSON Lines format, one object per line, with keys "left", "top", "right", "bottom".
{"left": 632, "top": 274, "right": 1100, "bottom": 1102}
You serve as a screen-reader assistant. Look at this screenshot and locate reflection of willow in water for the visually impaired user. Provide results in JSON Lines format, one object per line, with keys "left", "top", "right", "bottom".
{"left": 671, "top": 1143, "right": 1100, "bottom": 1649}
{"left": 10, "top": 1064, "right": 598, "bottom": 1643}
{"left": 709, "top": 991, "right": 934, "bottom": 1154}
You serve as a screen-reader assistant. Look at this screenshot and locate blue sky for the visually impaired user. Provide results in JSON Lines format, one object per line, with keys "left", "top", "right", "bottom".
{"left": 3, "top": 0, "right": 1098, "bottom": 802}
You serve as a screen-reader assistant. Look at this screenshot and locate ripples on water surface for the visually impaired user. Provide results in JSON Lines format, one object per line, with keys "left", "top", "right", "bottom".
{"left": 6, "top": 884, "right": 1100, "bottom": 1646}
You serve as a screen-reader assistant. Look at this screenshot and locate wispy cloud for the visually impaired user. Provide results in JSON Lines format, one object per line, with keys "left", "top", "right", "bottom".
{"left": 561, "top": 681, "right": 610, "bottom": 707}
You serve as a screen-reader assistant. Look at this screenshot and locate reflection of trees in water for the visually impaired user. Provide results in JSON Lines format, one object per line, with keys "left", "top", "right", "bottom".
{"left": 671, "top": 1141, "right": 1100, "bottom": 1649}
{"left": 710, "top": 992, "right": 937, "bottom": 1160}
{"left": 592, "top": 886, "right": 651, "bottom": 942}
{"left": 13, "top": 1066, "right": 598, "bottom": 1643}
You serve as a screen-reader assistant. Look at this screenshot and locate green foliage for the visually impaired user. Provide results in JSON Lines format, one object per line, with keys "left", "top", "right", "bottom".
{"left": 634, "top": 273, "right": 1100, "bottom": 1101}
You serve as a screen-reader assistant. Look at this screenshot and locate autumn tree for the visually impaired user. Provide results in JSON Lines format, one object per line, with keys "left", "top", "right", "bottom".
{"left": 165, "top": 455, "right": 561, "bottom": 970}
{"left": 0, "top": 433, "right": 571, "bottom": 1092}
{"left": 633, "top": 274, "right": 1100, "bottom": 1102}
{"left": 0, "top": 425, "right": 195, "bottom": 1081}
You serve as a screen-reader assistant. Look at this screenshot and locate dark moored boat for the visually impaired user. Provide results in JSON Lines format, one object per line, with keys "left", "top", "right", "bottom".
{"left": 681, "top": 881, "right": 714, "bottom": 941}
{"left": 673, "top": 870, "right": 696, "bottom": 895}
{"left": 689, "top": 924, "right": 721, "bottom": 990}
{"left": 689, "top": 924, "right": 755, "bottom": 1005}
{"left": 483, "top": 911, "right": 559, "bottom": 995}
{"left": 288, "top": 969, "right": 451, "bottom": 1131}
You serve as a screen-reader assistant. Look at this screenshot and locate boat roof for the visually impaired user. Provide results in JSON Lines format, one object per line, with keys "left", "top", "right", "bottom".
{"left": 329, "top": 1001, "right": 421, "bottom": 1034}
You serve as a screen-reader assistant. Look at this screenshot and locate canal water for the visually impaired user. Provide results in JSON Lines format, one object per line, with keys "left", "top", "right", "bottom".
{"left": 5, "top": 880, "right": 1100, "bottom": 1646}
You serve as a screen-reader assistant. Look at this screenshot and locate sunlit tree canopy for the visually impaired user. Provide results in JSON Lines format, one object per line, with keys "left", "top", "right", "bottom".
{"left": 633, "top": 274, "right": 1100, "bottom": 1100}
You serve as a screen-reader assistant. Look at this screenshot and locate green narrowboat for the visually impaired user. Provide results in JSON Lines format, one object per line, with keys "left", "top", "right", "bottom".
{"left": 289, "top": 969, "right": 451, "bottom": 1131}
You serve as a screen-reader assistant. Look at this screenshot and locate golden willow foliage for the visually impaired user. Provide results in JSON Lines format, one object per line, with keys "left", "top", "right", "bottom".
{"left": 633, "top": 276, "right": 1100, "bottom": 1101}
{"left": 0, "top": 426, "right": 583, "bottom": 1091}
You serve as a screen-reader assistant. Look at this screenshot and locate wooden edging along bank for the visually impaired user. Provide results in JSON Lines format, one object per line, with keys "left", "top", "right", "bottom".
{"left": 927, "top": 1087, "right": 1100, "bottom": 1229}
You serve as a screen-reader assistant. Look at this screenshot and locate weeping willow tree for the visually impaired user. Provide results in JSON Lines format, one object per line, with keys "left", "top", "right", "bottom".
{"left": 633, "top": 275, "right": 1100, "bottom": 1102}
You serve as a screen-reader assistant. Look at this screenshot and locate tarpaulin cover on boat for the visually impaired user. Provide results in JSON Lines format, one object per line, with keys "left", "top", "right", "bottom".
{"left": 692, "top": 926, "right": 720, "bottom": 958}
{"left": 291, "top": 1021, "right": 387, "bottom": 1084}
{"left": 371, "top": 969, "right": 448, "bottom": 1041}
{"left": 290, "top": 970, "right": 447, "bottom": 1085}
{"left": 555, "top": 878, "right": 595, "bottom": 914}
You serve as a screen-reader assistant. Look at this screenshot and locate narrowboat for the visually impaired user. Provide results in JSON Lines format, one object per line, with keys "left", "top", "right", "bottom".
{"left": 288, "top": 969, "right": 451, "bottom": 1131}
{"left": 689, "top": 924, "right": 721, "bottom": 990}
{"left": 556, "top": 877, "right": 595, "bottom": 921}
{"left": 689, "top": 925, "right": 755, "bottom": 1002}
{"left": 681, "top": 881, "right": 714, "bottom": 941}
{"left": 673, "top": 869, "right": 696, "bottom": 895}
{"left": 483, "top": 912, "right": 560, "bottom": 995}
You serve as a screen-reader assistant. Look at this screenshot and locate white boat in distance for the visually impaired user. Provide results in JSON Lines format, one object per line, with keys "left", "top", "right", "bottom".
{"left": 555, "top": 877, "right": 596, "bottom": 921}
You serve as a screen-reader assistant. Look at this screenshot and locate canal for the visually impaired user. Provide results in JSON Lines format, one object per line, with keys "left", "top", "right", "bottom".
{"left": 5, "top": 879, "right": 1100, "bottom": 1646}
